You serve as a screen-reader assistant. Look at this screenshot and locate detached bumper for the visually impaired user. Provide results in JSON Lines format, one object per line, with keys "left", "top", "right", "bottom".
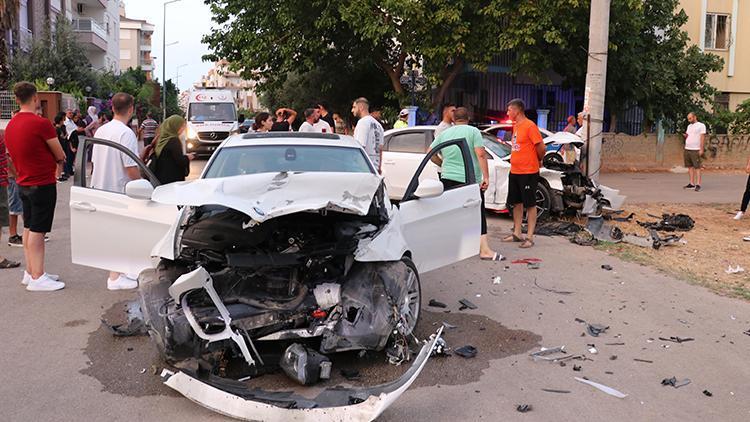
{"left": 161, "top": 328, "right": 443, "bottom": 421}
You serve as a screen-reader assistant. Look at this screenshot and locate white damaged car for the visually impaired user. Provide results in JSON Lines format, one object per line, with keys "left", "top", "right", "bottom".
{"left": 382, "top": 126, "right": 626, "bottom": 219}
{"left": 70, "top": 133, "right": 481, "bottom": 420}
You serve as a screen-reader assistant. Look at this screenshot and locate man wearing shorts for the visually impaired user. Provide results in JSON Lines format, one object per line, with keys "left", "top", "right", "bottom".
{"left": 5, "top": 82, "right": 66, "bottom": 291}
{"left": 683, "top": 112, "right": 706, "bottom": 192}
{"left": 503, "top": 98, "right": 546, "bottom": 249}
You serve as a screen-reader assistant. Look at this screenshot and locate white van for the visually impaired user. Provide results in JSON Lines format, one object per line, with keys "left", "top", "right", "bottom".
{"left": 185, "top": 89, "right": 238, "bottom": 157}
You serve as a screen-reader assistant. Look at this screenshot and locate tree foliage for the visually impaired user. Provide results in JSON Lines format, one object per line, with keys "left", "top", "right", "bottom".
{"left": 10, "top": 20, "right": 98, "bottom": 93}
{"left": 204, "top": 0, "right": 724, "bottom": 129}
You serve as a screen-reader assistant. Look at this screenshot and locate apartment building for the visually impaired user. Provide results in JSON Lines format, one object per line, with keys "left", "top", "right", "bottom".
{"left": 681, "top": 0, "right": 749, "bottom": 110}
{"left": 11, "top": 0, "right": 71, "bottom": 54}
{"left": 70, "top": 0, "right": 120, "bottom": 73}
{"left": 118, "top": 4, "right": 154, "bottom": 79}
{"left": 197, "top": 60, "right": 260, "bottom": 111}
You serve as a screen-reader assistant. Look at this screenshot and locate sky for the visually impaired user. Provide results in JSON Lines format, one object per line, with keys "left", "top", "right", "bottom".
{"left": 120, "top": 0, "right": 215, "bottom": 92}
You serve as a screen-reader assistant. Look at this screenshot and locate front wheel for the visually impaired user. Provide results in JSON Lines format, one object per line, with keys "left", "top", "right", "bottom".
{"left": 508, "top": 182, "right": 552, "bottom": 223}
{"left": 398, "top": 257, "right": 421, "bottom": 336}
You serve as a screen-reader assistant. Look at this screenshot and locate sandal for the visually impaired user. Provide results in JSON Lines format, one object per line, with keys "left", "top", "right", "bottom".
{"left": 0, "top": 258, "right": 21, "bottom": 269}
{"left": 480, "top": 252, "right": 506, "bottom": 261}
{"left": 502, "top": 234, "right": 523, "bottom": 243}
{"left": 519, "top": 240, "right": 535, "bottom": 249}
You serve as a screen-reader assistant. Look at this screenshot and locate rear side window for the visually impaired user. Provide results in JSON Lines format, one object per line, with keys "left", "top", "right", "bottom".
{"left": 386, "top": 132, "right": 427, "bottom": 153}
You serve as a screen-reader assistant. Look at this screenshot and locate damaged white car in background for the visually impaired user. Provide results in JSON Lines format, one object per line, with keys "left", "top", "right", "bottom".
{"left": 70, "top": 133, "right": 482, "bottom": 420}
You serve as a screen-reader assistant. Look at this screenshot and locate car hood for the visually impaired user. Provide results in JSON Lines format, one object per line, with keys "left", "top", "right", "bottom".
{"left": 545, "top": 131, "right": 584, "bottom": 146}
{"left": 151, "top": 172, "right": 382, "bottom": 222}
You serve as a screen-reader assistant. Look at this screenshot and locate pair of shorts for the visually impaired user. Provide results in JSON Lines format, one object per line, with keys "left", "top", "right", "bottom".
{"left": 8, "top": 178, "right": 23, "bottom": 215}
{"left": 684, "top": 150, "right": 702, "bottom": 168}
{"left": 441, "top": 178, "right": 487, "bottom": 235}
{"left": 0, "top": 185, "right": 8, "bottom": 227}
{"left": 19, "top": 183, "right": 57, "bottom": 233}
{"left": 507, "top": 172, "right": 540, "bottom": 208}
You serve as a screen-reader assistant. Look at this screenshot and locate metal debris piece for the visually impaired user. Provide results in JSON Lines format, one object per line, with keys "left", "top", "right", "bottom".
{"left": 541, "top": 388, "right": 571, "bottom": 394}
{"left": 516, "top": 404, "right": 532, "bottom": 413}
{"left": 530, "top": 346, "right": 567, "bottom": 361}
{"left": 533, "top": 278, "right": 575, "bottom": 295}
{"left": 573, "top": 365, "right": 582, "bottom": 371}
{"left": 493, "top": 276, "right": 502, "bottom": 285}
{"left": 637, "top": 213, "right": 694, "bottom": 232}
{"left": 609, "top": 355, "right": 618, "bottom": 361}
{"left": 601, "top": 264, "right": 613, "bottom": 271}
{"left": 512, "top": 258, "right": 543, "bottom": 264}
{"left": 574, "top": 377, "right": 628, "bottom": 398}
{"left": 570, "top": 229, "right": 597, "bottom": 246}
{"left": 587, "top": 324, "right": 609, "bottom": 337}
{"left": 658, "top": 336, "right": 694, "bottom": 344}
{"left": 587, "top": 217, "right": 624, "bottom": 243}
{"left": 431, "top": 338, "right": 449, "bottom": 357}
{"left": 458, "top": 299, "right": 477, "bottom": 310}
{"left": 633, "top": 359, "right": 653, "bottom": 363}
{"left": 454, "top": 345, "right": 478, "bottom": 358}
{"left": 428, "top": 299, "right": 447, "bottom": 308}
{"left": 442, "top": 321, "right": 456, "bottom": 329}
{"left": 605, "top": 342, "right": 625, "bottom": 346}
{"left": 743, "top": 329, "right": 750, "bottom": 337}
{"left": 527, "top": 262, "right": 541, "bottom": 270}
{"left": 662, "top": 377, "right": 691, "bottom": 388}
{"left": 703, "top": 390, "right": 713, "bottom": 397}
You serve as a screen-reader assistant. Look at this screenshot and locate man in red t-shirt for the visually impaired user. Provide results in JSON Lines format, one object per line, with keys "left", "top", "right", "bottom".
{"left": 502, "top": 98, "right": 545, "bottom": 249}
{"left": 5, "top": 82, "right": 67, "bottom": 291}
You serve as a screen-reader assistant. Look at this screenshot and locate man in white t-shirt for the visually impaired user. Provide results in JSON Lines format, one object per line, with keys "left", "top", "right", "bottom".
{"left": 351, "top": 97, "right": 384, "bottom": 171}
{"left": 433, "top": 103, "right": 455, "bottom": 138}
{"left": 313, "top": 108, "right": 332, "bottom": 133}
{"left": 298, "top": 108, "right": 317, "bottom": 133}
{"left": 683, "top": 112, "right": 706, "bottom": 192}
{"left": 91, "top": 92, "right": 142, "bottom": 290}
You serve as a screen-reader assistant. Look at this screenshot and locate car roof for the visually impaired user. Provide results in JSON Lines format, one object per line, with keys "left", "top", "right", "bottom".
{"left": 384, "top": 125, "right": 438, "bottom": 136}
{"left": 221, "top": 132, "right": 363, "bottom": 149}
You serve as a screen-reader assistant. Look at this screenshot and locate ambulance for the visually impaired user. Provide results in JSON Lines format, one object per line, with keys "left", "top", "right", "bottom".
{"left": 185, "top": 88, "right": 238, "bottom": 157}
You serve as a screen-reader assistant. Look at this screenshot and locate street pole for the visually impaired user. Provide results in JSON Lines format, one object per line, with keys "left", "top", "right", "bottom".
{"left": 175, "top": 63, "right": 188, "bottom": 90}
{"left": 162, "top": 0, "right": 181, "bottom": 121}
{"left": 583, "top": 0, "right": 610, "bottom": 182}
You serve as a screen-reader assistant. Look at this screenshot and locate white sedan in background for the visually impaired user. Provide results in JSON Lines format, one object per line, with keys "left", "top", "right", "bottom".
{"left": 382, "top": 126, "right": 625, "bottom": 219}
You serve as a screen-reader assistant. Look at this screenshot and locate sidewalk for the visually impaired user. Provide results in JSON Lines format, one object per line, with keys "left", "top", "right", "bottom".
{"left": 600, "top": 172, "right": 746, "bottom": 204}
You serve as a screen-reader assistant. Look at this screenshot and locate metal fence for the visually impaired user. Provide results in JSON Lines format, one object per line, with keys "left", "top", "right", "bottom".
{"left": 0, "top": 91, "right": 15, "bottom": 119}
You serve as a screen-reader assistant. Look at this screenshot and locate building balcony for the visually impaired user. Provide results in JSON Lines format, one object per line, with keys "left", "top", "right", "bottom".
{"left": 77, "top": 0, "right": 108, "bottom": 9}
{"left": 72, "top": 18, "right": 108, "bottom": 51}
{"left": 140, "top": 44, "right": 152, "bottom": 52}
{"left": 141, "top": 64, "right": 154, "bottom": 71}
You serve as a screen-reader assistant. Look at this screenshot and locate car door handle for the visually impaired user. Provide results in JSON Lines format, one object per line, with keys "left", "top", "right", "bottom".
{"left": 382, "top": 160, "right": 396, "bottom": 165}
{"left": 463, "top": 199, "right": 481, "bottom": 208}
{"left": 71, "top": 201, "right": 97, "bottom": 212}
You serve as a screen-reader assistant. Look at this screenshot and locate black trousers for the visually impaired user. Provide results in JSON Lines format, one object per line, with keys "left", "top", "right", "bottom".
{"left": 741, "top": 175, "right": 750, "bottom": 212}
{"left": 441, "top": 179, "right": 487, "bottom": 235}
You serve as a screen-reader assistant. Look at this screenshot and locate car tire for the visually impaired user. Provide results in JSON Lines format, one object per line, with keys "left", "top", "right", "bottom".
{"left": 508, "top": 181, "right": 552, "bottom": 223}
{"left": 398, "top": 256, "right": 421, "bottom": 336}
{"left": 546, "top": 152, "right": 564, "bottom": 164}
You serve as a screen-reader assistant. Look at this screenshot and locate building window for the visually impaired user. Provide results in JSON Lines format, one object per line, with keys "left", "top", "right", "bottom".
{"left": 715, "top": 92, "right": 730, "bottom": 111}
{"left": 705, "top": 13, "right": 730, "bottom": 50}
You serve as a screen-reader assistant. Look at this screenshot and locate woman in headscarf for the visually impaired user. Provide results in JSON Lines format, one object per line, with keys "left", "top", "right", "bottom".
{"left": 86, "top": 106, "right": 98, "bottom": 126}
{"left": 153, "top": 115, "right": 195, "bottom": 184}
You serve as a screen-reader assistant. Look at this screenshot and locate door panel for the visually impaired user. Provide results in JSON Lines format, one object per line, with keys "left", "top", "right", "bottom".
{"left": 70, "top": 138, "right": 178, "bottom": 275}
{"left": 399, "top": 138, "right": 481, "bottom": 273}
{"left": 382, "top": 152, "right": 438, "bottom": 199}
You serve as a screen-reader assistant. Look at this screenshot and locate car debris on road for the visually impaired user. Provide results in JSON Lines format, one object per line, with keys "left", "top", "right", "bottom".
{"left": 575, "top": 377, "right": 628, "bottom": 398}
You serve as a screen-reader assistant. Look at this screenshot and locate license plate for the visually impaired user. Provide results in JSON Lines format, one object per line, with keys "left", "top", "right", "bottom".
{"left": 208, "top": 147, "right": 215, "bottom": 151}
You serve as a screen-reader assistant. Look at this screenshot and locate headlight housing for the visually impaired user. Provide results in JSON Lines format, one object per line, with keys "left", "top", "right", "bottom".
{"left": 186, "top": 126, "right": 198, "bottom": 140}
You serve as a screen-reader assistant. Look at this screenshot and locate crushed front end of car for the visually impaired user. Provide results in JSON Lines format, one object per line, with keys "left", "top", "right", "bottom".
{"left": 137, "top": 171, "right": 429, "bottom": 419}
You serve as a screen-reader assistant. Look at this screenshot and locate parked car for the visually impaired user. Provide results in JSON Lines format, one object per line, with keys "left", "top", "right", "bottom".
{"left": 480, "top": 122, "right": 579, "bottom": 164}
{"left": 382, "top": 126, "right": 625, "bottom": 220}
{"left": 70, "top": 132, "right": 480, "bottom": 418}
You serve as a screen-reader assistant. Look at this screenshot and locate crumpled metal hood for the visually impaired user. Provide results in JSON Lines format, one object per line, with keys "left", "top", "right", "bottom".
{"left": 152, "top": 172, "right": 382, "bottom": 222}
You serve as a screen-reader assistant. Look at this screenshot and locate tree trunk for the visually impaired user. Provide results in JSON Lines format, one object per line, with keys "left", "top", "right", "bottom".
{"left": 431, "top": 57, "right": 464, "bottom": 109}
{"left": 609, "top": 113, "right": 617, "bottom": 133}
{"left": 375, "top": 53, "right": 406, "bottom": 95}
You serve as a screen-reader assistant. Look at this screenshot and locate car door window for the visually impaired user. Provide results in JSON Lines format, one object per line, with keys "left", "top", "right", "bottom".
{"left": 386, "top": 132, "right": 428, "bottom": 153}
{"left": 401, "top": 138, "right": 475, "bottom": 202}
{"left": 76, "top": 137, "right": 159, "bottom": 193}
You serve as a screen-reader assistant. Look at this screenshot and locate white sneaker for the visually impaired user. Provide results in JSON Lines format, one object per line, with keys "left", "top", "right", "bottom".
{"left": 734, "top": 211, "right": 744, "bottom": 220}
{"left": 26, "top": 274, "right": 65, "bottom": 291}
{"left": 22, "top": 271, "right": 61, "bottom": 285}
{"left": 107, "top": 274, "right": 138, "bottom": 291}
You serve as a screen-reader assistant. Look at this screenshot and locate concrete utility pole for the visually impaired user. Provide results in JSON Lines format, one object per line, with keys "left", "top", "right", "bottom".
{"left": 583, "top": 0, "right": 611, "bottom": 182}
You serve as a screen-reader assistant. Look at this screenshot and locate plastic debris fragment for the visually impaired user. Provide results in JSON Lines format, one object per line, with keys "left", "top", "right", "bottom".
{"left": 575, "top": 377, "right": 628, "bottom": 398}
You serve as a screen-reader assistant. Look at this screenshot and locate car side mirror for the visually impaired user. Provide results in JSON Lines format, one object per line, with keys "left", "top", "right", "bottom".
{"left": 414, "top": 178, "right": 444, "bottom": 199}
{"left": 125, "top": 179, "right": 155, "bottom": 200}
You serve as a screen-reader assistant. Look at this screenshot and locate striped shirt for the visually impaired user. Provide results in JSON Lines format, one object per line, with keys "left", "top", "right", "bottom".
{"left": 140, "top": 118, "right": 158, "bottom": 138}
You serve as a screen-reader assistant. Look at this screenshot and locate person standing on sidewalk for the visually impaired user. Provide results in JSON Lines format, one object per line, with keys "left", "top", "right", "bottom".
{"left": 683, "top": 112, "right": 706, "bottom": 192}
{"left": 0, "top": 125, "right": 21, "bottom": 269}
{"left": 5, "top": 82, "right": 66, "bottom": 290}
{"left": 140, "top": 113, "right": 158, "bottom": 148}
{"left": 734, "top": 155, "right": 750, "bottom": 221}
{"left": 393, "top": 109, "right": 409, "bottom": 129}
{"left": 351, "top": 97, "right": 384, "bottom": 171}
{"left": 502, "top": 98, "right": 545, "bottom": 249}
{"left": 91, "top": 92, "right": 142, "bottom": 291}
{"left": 434, "top": 103, "right": 456, "bottom": 138}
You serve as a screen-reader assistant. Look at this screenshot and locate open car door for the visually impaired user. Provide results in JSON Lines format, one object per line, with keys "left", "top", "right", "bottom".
{"left": 398, "top": 138, "right": 481, "bottom": 273}
{"left": 70, "top": 137, "right": 178, "bottom": 275}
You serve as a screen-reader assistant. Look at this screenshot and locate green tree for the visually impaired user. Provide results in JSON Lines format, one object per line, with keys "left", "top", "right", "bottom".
{"left": 0, "top": 0, "right": 19, "bottom": 89}
{"left": 10, "top": 20, "right": 97, "bottom": 92}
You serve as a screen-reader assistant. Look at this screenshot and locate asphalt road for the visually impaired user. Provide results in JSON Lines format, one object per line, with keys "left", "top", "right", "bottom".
{"left": 600, "top": 171, "right": 747, "bottom": 204}
{"left": 1, "top": 170, "right": 749, "bottom": 421}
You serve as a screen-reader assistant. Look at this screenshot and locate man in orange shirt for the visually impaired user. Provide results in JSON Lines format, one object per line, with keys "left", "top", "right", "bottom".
{"left": 502, "top": 99, "right": 546, "bottom": 248}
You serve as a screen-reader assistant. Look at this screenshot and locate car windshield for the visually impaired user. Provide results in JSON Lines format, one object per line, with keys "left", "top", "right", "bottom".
{"left": 482, "top": 135, "right": 511, "bottom": 158}
{"left": 204, "top": 145, "right": 375, "bottom": 178}
{"left": 188, "top": 103, "right": 236, "bottom": 122}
